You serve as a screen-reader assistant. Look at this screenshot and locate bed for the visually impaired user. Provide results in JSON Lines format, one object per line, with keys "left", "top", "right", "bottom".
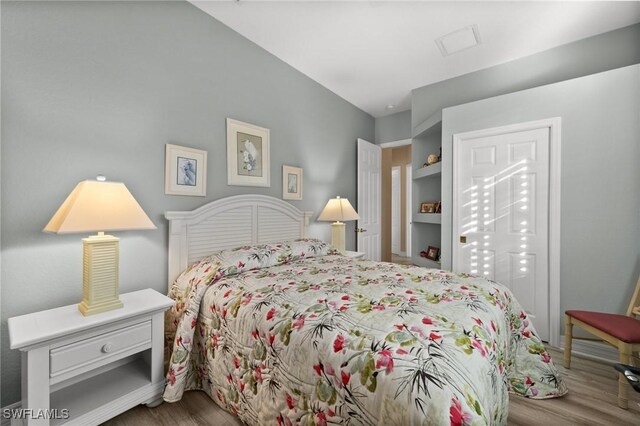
{"left": 162, "top": 195, "right": 566, "bottom": 425}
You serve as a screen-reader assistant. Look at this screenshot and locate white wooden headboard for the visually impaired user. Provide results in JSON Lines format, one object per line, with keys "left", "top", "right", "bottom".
{"left": 165, "top": 194, "right": 313, "bottom": 285}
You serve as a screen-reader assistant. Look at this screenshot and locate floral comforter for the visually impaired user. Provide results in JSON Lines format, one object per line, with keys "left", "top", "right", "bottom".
{"left": 163, "top": 239, "right": 566, "bottom": 425}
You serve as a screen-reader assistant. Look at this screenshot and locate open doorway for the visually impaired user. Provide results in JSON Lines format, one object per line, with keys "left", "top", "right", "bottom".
{"left": 381, "top": 144, "right": 412, "bottom": 264}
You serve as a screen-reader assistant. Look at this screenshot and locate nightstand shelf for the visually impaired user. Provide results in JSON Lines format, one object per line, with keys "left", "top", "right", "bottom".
{"left": 8, "top": 289, "right": 173, "bottom": 426}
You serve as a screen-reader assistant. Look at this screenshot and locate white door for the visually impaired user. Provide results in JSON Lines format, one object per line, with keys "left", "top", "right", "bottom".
{"left": 453, "top": 125, "right": 550, "bottom": 341}
{"left": 391, "top": 167, "right": 401, "bottom": 255}
{"left": 357, "top": 138, "right": 381, "bottom": 261}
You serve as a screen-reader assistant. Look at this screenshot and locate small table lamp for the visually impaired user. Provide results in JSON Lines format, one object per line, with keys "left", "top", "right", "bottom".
{"left": 43, "top": 176, "right": 156, "bottom": 316}
{"left": 318, "top": 196, "right": 360, "bottom": 254}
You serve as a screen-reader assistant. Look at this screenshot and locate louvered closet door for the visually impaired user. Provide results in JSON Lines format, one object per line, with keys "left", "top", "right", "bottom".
{"left": 454, "top": 126, "right": 550, "bottom": 341}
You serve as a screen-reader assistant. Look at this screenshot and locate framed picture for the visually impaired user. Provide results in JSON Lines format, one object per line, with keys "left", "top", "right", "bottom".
{"left": 420, "top": 202, "right": 435, "bottom": 213}
{"left": 435, "top": 201, "right": 442, "bottom": 214}
{"left": 226, "top": 118, "right": 270, "bottom": 187}
{"left": 165, "top": 144, "right": 207, "bottom": 196}
{"left": 426, "top": 246, "right": 440, "bottom": 261}
{"left": 282, "top": 165, "right": 303, "bottom": 200}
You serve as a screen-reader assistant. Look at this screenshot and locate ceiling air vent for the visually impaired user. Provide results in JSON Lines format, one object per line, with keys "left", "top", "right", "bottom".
{"left": 435, "top": 24, "right": 481, "bottom": 57}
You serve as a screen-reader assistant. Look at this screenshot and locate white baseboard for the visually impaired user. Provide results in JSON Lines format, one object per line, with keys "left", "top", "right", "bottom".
{"left": 557, "top": 335, "right": 619, "bottom": 364}
{"left": 1, "top": 401, "right": 22, "bottom": 426}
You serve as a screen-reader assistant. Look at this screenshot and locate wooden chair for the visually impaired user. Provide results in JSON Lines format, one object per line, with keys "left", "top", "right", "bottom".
{"left": 564, "top": 274, "right": 640, "bottom": 409}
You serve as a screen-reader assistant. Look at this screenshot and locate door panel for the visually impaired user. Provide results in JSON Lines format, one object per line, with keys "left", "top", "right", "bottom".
{"left": 454, "top": 127, "right": 550, "bottom": 341}
{"left": 357, "top": 138, "right": 381, "bottom": 261}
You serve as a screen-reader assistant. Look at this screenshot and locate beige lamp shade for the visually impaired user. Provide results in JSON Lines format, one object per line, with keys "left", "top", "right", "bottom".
{"left": 318, "top": 197, "right": 359, "bottom": 254}
{"left": 43, "top": 180, "right": 156, "bottom": 234}
{"left": 317, "top": 196, "right": 360, "bottom": 223}
{"left": 43, "top": 178, "right": 155, "bottom": 316}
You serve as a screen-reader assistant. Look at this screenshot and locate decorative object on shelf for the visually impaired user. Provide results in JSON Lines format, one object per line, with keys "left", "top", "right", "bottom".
{"left": 425, "top": 246, "right": 440, "bottom": 261}
{"left": 227, "top": 118, "right": 270, "bottom": 187}
{"left": 420, "top": 202, "right": 436, "bottom": 213}
{"left": 435, "top": 201, "right": 442, "bottom": 214}
{"left": 165, "top": 144, "right": 207, "bottom": 196}
{"left": 43, "top": 176, "right": 156, "bottom": 315}
{"left": 423, "top": 154, "right": 439, "bottom": 168}
{"left": 318, "top": 196, "right": 360, "bottom": 254}
{"left": 282, "top": 165, "right": 303, "bottom": 200}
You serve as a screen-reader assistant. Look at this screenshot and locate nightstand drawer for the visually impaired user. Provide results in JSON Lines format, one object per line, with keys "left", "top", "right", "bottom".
{"left": 50, "top": 321, "right": 151, "bottom": 376}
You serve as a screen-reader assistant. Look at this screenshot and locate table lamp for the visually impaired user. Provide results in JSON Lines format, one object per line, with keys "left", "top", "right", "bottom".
{"left": 318, "top": 196, "right": 360, "bottom": 253}
{"left": 43, "top": 176, "right": 156, "bottom": 316}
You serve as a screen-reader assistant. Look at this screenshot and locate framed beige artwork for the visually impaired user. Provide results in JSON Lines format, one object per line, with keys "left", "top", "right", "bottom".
{"left": 282, "top": 165, "right": 303, "bottom": 200}
{"left": 226, "top": 118, "right": 270, "bottom": 187}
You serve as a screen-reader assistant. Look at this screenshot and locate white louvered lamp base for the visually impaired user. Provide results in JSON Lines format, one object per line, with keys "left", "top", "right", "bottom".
{"left": 79, "top": 233, "right": 123, "bottom": 316}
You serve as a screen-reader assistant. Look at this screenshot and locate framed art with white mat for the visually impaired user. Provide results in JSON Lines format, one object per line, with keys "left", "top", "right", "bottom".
{"left": 165, "top": 144, "right": 207, "bottom": 196}
{"left": 282, "top": 165, "right": 303, "bottom": 200}
{"left": 226, "top": 118, "right": 270, "bottom": 187}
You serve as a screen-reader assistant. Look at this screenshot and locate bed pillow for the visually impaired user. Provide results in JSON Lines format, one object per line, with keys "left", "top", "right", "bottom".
{"left": 287, "top": 238, "right": 338, "bottom": 260}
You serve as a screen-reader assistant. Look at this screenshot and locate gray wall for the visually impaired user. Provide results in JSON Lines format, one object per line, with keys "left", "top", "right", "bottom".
{"left": 441, "top": 65, "right": 640, "bottom": 333}
{"left": 412, "top": 23, "right": 640, "bottom": 131}
{"left": 0, "top": 1, "right": 373, "bottom": 406}
{"left": 375, "top": 109, "right": 411, "bottom": 144}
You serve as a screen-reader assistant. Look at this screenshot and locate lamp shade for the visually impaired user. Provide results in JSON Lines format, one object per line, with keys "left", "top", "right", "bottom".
{"left": 317, "top": 196, "right": 360, "bottom": 222}
{"left": 43, "top": 180, "right": 156, "bottom": 234}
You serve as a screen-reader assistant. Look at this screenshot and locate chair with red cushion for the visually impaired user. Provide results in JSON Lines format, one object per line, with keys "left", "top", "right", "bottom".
{"left": 564, "top": 274, "right": 640, "bottom": 409}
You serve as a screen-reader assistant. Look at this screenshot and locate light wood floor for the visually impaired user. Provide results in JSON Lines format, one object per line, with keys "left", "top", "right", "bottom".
{"left": 104, "top": 348, "right": 640, "bottom": 425}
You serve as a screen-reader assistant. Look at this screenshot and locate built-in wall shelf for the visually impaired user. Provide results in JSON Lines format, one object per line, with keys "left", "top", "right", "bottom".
{"left": 413, "top": 163, "right": 442, "bottom": 180}
{"left": 413, "top": 213, "right": 441, "bottom": 224}
{"left": 412, "top": 108, "right": 443, "bottom": 270}
{"left": 413, "top": 257, "right": 441, "bottom": 269}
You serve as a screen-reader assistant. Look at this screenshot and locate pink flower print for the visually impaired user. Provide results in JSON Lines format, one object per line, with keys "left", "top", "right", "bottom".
{"left": 422, "top": 317, "right": 434, "bottom": 325}
{"left": 472, "top": 339, "right": 486, "bottom": 357}
{"left": 316, "top": 412, "right": 327, "bottom": 426}
{"left": 409, "top": 326, "right": 427, "bottom": 340}
{"left": 341, "top": 370, "right": 351, "bottom": 386}
{"left": 292, "top": 316, "right": 305, "bottom": 330}
{"left": 286, "top": 393, "right": 296, "bottom": 409}
{"left": 449, "top": 396, "right": 471, "bottom": 426}
{"left": 541, "top": 352, "right": 551, "bottom": 363}
{"left": 333, "top": 334, "right": 345, "bottom": 352}
{"left": 313, "top": 363, "right": 323, "bottom": 376}
{"left": 396, "top": 348, "right": 408, "bottom": 355}
{"left": 341, "top": 295, "right": 350, "bottom": 300}
{"left": 266, "top": 307, "right": 277, "bottom": 320}
{"left": 376, "top": 349, "right": 394, "bottom": 375}
{"left": 429, "top": 331, "right": 442, "bottom": 341}
{"left": 168, "top": 368, "right": 176, "bottom": 385}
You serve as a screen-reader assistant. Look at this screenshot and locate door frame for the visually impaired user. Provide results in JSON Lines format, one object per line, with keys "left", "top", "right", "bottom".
{"left": 391, "top": 166, "right": 402, "bottom": 255}
{"left": 451, "top": 117, "right": 561, "bottom": 347}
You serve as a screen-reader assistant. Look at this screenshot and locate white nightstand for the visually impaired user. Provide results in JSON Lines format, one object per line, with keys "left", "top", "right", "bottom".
{"left": 8, "top": 289, "right": 173, "bottom": 426}
{"left": 344, "top": 250, "right": 365, "bottom": 259}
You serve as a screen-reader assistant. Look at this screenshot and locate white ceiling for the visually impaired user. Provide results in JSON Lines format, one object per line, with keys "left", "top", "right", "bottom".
{"left": 191, "top": 1, "right": 640, "bottom": 117}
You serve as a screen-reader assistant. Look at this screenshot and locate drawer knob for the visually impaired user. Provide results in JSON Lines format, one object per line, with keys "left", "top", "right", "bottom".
{"left": 102, "top": 343, "right": 114, "bottom": 353}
